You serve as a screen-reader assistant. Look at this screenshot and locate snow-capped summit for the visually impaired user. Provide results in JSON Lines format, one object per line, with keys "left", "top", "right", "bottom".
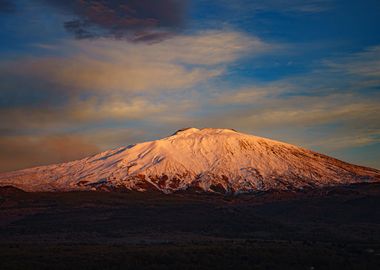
{"left": 1, "top": 128, "right": 379, "bottom": 193}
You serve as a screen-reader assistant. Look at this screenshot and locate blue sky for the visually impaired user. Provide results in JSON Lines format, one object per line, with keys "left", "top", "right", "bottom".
{"left": 0, "top": 0, "right": 379, "bottom": 171}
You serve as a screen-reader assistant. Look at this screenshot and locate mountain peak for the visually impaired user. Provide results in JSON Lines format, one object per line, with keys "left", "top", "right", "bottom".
{"left": 172, "top": 127, "right": 237, "bottom": 137}
{"left": 1, "top": 129, "right": 379, "bottom": 193}
{"left": 172, "top": 127, "right": 200, "bottom": 135}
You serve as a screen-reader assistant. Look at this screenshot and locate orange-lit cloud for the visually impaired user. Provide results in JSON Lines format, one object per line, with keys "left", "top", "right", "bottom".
{"left": 2, "top": 31, "right": 268, "bottom": 95}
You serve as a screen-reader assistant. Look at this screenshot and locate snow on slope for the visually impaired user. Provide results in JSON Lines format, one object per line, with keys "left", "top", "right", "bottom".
{"left": 0, "top": 128, "right": 379, "bottom": 193}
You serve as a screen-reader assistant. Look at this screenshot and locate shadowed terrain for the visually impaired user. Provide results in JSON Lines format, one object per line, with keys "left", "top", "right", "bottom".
{"left": 1, "top": 183, "right": 380, "bottom": 269}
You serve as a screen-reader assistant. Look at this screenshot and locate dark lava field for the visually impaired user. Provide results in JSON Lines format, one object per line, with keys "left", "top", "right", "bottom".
{"left": 1, "top": 183, "right": 380, "bottom": 270}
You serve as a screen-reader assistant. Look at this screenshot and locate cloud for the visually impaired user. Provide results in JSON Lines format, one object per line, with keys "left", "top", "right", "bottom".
{"left": 0, "top": 85, "right": 205, "bottom": 135}
{"left": 309, "top": 130, "right": 380, "bottom": 150}
{"left": 277, "top": 0, "right": 333, "bottom": 13}
{"left": 213, "top": 0, "right": 333, "bottom": 15}
{"left": 197, "top": 81, "right": 380, "bottom": 138}
{"left": 196, "top": 44, "right": 380, "bottom": 157}
{"left": 0, "top": 30, "right": 271, "bottom": 132}
{"left": 0, "top": 96, "right": 169, "bottom": 132}
{"left": 213, "top": 83, "right": 289, "bottom": 105}
{"left": 0, "top": 30, "right": 273, "bottom": 140}
{"left": 42, "top": 0, "right": 187, "bottom": 40}
{"left": 219, "top": 95, "right": 379, "bottom": 129}
{"left": 3, "top": 56, "right": 221, "bottom": 93}
{"left": 1, "top": 40, "right": 378, "bottom": 151}
{"left": 74, "top": 30, "right": 269, "bottom": 65}
{"left": 324, "top": 46, "right": 380, "bottom": 78}
{"left": 1, "top": 31, "right": 267, "bottom": 97}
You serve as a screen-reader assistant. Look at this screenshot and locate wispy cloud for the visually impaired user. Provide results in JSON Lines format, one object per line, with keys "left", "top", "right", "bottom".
{"left": 1, "top": 31, "right": 269, "bottom": 96}
{"left": 200, "top": 45, "right": 380, "bottom": 155}
{"left": 212, "top": 93, "right": 379, "bottom": 129}
{"left": 324, "top": 46, "right": 380, "bottom": 78}
{"left": 215, "top": 0, "right": 333, "bottom": 14}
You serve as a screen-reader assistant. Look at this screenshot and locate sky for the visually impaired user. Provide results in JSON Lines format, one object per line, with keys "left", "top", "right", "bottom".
{"left": 0, "top": 0, "right": 379, "bottom": 172}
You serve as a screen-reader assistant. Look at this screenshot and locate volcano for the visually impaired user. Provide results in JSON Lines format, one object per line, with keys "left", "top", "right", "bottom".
{"left": 0, "top": 128, "right": 379, "bottom": 193}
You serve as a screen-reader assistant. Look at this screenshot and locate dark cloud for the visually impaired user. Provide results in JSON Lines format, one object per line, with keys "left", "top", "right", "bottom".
{"left": 45, "top": 0, "right": 187, "bottom": 40}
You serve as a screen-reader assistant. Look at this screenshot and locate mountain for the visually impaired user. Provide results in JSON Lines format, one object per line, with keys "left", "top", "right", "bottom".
{"left": 0, "top": 128, "right": 379, "bottom": 193}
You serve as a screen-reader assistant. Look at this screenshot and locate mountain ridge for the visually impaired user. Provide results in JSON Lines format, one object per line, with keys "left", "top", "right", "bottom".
{"left": 0, "top": 128, "right": 379, "bottom": 193}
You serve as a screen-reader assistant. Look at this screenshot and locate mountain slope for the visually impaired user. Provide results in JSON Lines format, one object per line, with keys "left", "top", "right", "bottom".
{"left": 0, "top": 128, "right": 379, "bottom": 193}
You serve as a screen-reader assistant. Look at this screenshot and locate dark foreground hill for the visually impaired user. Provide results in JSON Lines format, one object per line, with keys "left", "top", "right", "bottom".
{"left": 1, "top": 183, "right": 380, "bottom": 270}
